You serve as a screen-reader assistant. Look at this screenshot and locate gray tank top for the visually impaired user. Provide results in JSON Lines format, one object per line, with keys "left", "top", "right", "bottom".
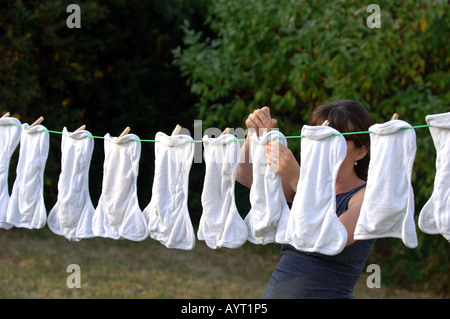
{"left": 262, "top": 184, "right": 376, "bottom": 299}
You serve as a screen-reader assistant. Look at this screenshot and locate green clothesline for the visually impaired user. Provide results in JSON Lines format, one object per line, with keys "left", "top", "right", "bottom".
{"left": 8, "top": 123, "right": 431, "bottom": 143}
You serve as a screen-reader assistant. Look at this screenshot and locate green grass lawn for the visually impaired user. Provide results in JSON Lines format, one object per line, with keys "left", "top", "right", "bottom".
{"left": 0, "top": 227, "right": 437, "bottom": 299}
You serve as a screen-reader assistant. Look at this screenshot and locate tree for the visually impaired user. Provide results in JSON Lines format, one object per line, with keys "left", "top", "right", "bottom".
{"left": 0, "top": 0, "right": 207, "bottom": 208}
{"left": 173, "top": 0, "right": 450, "bottom": 295}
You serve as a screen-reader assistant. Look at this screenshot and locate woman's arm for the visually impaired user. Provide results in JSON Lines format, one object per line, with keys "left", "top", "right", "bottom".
{"left": 236, "top": 138, "right": 253, "bottom": 188}
{"left": 339, "top": 188, "right": 366, "bottom": 246}
{"left": 236, "top": 106, "right": 300, "bottom": 203}
{"left": 236, "top": 106, "right": 277, "bottom": 188}
{"left": 266, "top": 141, "right": 300, "bottom": 202}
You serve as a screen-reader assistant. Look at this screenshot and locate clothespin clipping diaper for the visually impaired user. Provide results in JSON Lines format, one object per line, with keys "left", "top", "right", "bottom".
{"left": 171, "top": 124, "right": 181, "bottom": 136}
{"left": 220, "top": 127, "right": 230, "bottom": 136}
{"left": 263, "top": 120, "right": 274, "bottom": 136}
{"left": 28, "top": 116, "right": 44, "bottom": 130}
{"left": 73, "top": 125, "right": 86, "bottom": 133}
{"left": 118, "top": 127, "right": 131, "bottom": 140}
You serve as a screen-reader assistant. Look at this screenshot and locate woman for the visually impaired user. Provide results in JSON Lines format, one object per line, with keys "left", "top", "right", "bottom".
{"left": 236, "top": 100, "right": 376, "bottom": 299}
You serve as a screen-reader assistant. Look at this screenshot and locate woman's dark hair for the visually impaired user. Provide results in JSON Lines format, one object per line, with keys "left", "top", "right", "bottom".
{"left": 308, "top": 100, "right": 374, "bottom": 181}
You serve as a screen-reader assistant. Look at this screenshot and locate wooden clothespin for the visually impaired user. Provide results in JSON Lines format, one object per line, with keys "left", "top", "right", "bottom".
{"left": 28, "top": 116, "right": 44, "bottom": 130}
{"left": 117, "top": 126, "right": 130, "bottom": 139}
{"left": 391, "top": 113, "right": 399, "bottom": 121}
{"left": 220, "top": 127, "right": 230, "bottom": 136}
{"left": 322, "top": 119, "right": 330, "bottom": 126}
{"left": 171, "top": 124, "right": 181, "bottom": 136}
{"left": 263, "top": 120, "right": 274, "bottom": 135}
{"left": 73, "top": 124, "right": 86, "bottom": 133}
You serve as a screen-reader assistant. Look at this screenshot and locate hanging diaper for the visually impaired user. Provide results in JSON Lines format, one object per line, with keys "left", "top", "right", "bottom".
{"left": 418, "top": 112, "right": 450, "bottom": 241}
{"left": 6, "top": 123, "right": 49, "bottom": 229}
{"left": 92, "top": 133, "right": 148, "bottom": 241}
{"left": 0, "top": 114, "right": 22, "bottom": 230}
{"left": 47, "top": 127, "right": 95, "bottom": 241}
{"left": 244, "top": 130, "right": 290, "bottom": 245}
{"left": 354, "top": 119, "right": 418, "bottom": 248}
{"left": 285, "top": 125, "right": 348, "bottom": 255}
{"left": 144, "top": 132, "right": 195, "bottom": 250}
{"left": 198, "top": 133, "right": 247, "bottom": 249}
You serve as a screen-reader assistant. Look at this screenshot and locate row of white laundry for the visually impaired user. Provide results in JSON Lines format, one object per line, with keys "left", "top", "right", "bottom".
{"left": 0, "top": 112, "right": 449, "bottom": 255}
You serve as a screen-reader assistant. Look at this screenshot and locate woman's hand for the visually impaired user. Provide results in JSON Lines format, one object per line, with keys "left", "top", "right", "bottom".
{"left": 245, "top": 106, "right": 277, "bottom": 137}
{"left": 266, "top": 141, "right": 300, "bottom": 202}
{"left": 237, "top": 106, "right": 276, "bottom": 189}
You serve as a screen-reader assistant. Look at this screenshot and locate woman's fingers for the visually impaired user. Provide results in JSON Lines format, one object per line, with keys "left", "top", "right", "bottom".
{"left": 258, "top": 106, "right": 272, "bottom": 126}
{"left": 266, "top": 140, "right": 281, "bottom": 153}
{"left": 246, "top": 106, "right": 276, "bottom": 136}
{"left": 266, "top": 141, "right": 297, "bottom": 175}
{"left": 256, "top": 107, "right": 273, "bottom": 130}
{"left": 270, "top": 118, "right": 278, "bottom": 129}
{"left": 266, "top": 141, "right": 281, "bottom": 171}
{"left": 247, "top": 112, "right": 265, "bottom": 130}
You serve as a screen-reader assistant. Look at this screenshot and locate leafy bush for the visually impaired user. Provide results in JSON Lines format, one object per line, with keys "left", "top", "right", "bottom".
{"left": 0, "top": 0, "right": 205, "bottom": 207}
{"left": 174, "top": 0, "right": 450, "bottom": 295}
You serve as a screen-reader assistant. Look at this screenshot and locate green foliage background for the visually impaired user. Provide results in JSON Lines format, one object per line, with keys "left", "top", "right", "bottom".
{"left": 173, "top": 0, "right": 449, "bottom": 295}
{"left": 1, "top": 0, "right": 449, "bottom": 296}
{"left": 0, "top": 0, "right": 206, "bottom": 208}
